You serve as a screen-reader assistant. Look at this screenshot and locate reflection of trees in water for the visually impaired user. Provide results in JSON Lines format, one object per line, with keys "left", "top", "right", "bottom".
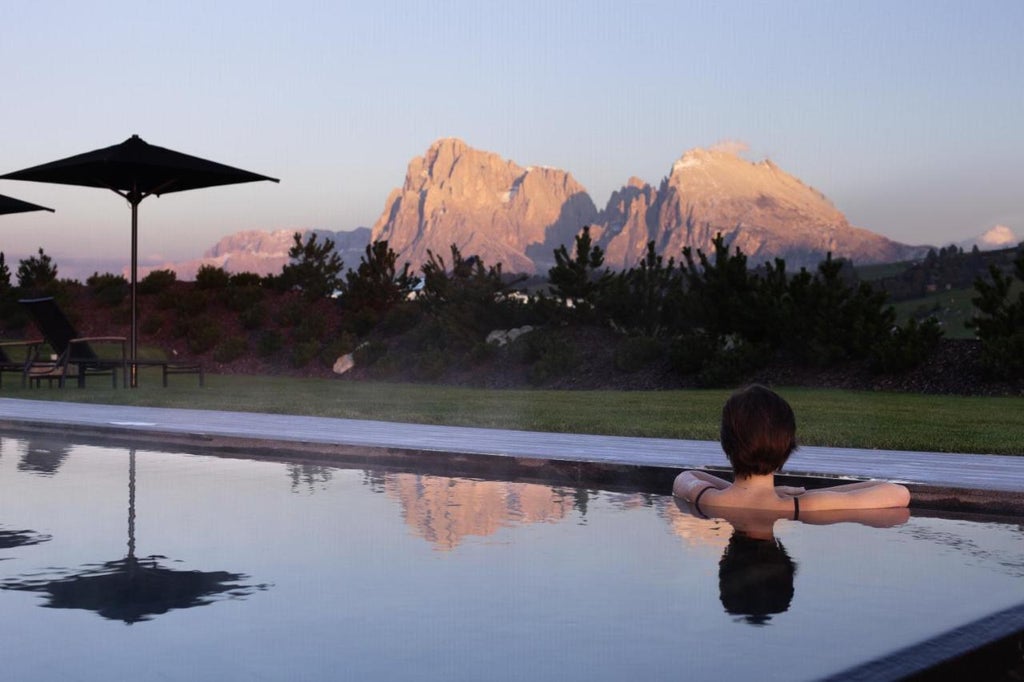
{"left": 899, "top": 520, "right": 1024, "bottom": 578}
{"left": 361, "top": 470, "right": 387, "bottom": 494}
{"left": 17, "top": 437, "right": 72, "bottom": 477}
{"left": 0, "top": 526, "right": 51, "bottom": 551}
{"left": 287, "top": 462, "right": 334, "bottom": 493}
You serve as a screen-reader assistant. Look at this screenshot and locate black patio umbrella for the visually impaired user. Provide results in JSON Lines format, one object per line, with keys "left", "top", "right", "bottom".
{"left": 0, "top": 193, "right": 54, "bottom": 216}
{"left": 1, "top": 450, "right": 264, "bottom": 623}
{"left": 0, "top": 135, "right": 278, "bottom": 386}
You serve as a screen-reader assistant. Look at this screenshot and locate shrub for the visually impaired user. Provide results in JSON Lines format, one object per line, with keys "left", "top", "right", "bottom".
{"left": 613, "top": 335, "right": 664, "bottom": 373}
{"left": 968, "top": 250, "right": 1024, "bottom": 378}
{"left": 292, "top": 314, "right": 327, "bottom": 343}
{"left": 174, "top": 290, "right": 209, "bottom": 316}
{"left": 275, "top": 299, "right": 306, "bottom": 328}
{"left": 668, "top": 331, "right": 717, "bottom": 376}
{"left": 353, "top": 340, "right": 388, "bottom": 367}
{"left": 410, "top": 348, "right": 449, "bottom": 380}
{"left": 869, "top": 317, "right": 943, "bottom": 374}
{"left": 377, "top": 302, "right": 422, "bottom": 337}
{"left": 140, "top": 314, "right": 164, "bottom": 335}
{"left": 515, "top": 331, "right": 580, "bottom": 386}
{"left": 139, "top": 269, "right": 177, "bottom": 295}
{"left": 319, "top": 336, "right": 355, "bottom": 368}
{"left": 229, "top": 272, "right": 264, "bottom": 288}
{"left": 692, "top": 339, "right": 767, "bottom": 388}
{"left": 290, "top": 340, "right": 321, "bottom": 368}
{"left": 156, "top": 289, "right": 179, "bottom": 311}
{"left": 225, "top": 284, "right": 264, "bottom": 312}
{"left": 213, "top": 336, "right": 249, "bottom": 363}
{"left": 87, "top": 272, "right": 128, "bottom": 307}
{"left": 256, "top": 330, "right": 283, "bottom": 357}
{"left": 195, "top": 264, "right": 230, "bottom": 291}
{"left": 184, "top": 316, "right": 221, "bottom": 354}
{"left": 239, "top": 302, "right": 266, "bottom": 330}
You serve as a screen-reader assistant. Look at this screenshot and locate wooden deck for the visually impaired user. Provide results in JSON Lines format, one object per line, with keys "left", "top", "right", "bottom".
{"left": 1, "top": 398, "right": 1022, "bottom": 512}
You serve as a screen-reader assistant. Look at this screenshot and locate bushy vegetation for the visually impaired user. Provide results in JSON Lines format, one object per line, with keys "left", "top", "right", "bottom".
{"left": 969, "top": 247, "right": 1024, "bottom": 379}
{"left": 3, "top": 233, "right": 1021, "bottom": 392}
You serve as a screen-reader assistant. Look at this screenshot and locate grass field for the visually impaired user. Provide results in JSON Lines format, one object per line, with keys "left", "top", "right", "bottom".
{"left": 2, "top": 373, "right": 1021, "bottom": 455}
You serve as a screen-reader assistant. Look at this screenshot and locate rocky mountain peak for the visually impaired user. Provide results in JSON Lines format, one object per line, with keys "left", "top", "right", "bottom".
{"left": 593, "top": 146, "right": 919, "bottom": 270}
{"left": 372, "top": 139, "right": 598, "bottom": 273}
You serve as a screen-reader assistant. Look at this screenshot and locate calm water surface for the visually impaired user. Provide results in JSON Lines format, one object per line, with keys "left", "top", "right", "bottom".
{"left": 0, "top": 434, "right": 1021, "bottom": 681}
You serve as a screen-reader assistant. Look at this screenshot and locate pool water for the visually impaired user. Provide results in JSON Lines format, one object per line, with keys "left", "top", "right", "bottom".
{"left": 0, "top": 434, "right": 1021, "bottom": 681}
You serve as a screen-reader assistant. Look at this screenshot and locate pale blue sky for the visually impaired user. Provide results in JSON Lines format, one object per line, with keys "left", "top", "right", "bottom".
{"left": 2, "top": 0, "right": 1022, "bottom": 276}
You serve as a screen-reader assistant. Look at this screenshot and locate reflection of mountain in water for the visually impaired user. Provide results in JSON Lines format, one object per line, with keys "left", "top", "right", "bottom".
{"left": 661, "top": 502, "right": 730, "bottom": 554}
{"left": 384, "top": 474, "right": 573, "bottom": 551}
{"left": 17, "top": 438, "right": 72, "bottom": 477}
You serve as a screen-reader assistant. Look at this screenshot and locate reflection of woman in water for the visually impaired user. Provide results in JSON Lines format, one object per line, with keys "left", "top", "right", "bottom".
{"left": 718, "top": 525, "right": 795, "bottom": 625}
{"left": 673, "top": 385, "right": 911, "bottom": 513}
{"left": 677, "top": 499, "right": 910, "bottom": 626}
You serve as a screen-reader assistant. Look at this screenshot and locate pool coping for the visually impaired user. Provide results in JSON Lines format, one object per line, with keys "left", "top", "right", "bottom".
{"left": 2, "top": 398, "right": 1022, "bottom": 516}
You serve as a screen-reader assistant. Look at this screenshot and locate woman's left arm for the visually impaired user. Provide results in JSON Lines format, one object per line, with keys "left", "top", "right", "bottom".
{"left": 672, "top": 470, "right": 730, "bottom": 500}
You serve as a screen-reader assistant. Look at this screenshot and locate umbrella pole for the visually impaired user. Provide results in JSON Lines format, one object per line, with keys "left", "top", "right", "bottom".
{"left": 130, "top": 198, "right": 139, "bottom": 388}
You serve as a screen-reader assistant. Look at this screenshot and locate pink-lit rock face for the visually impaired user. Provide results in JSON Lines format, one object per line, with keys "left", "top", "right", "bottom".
{"left": 372, "top": 137, "right": 598, "bottom": 274}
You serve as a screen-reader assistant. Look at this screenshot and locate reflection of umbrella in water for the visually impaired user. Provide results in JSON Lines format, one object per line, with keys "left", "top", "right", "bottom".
{"left": 1, "top": 135, "right": 278, "bottom": 386}
{"left": 0, "top": 193, "right": 55, "bottom": 216}
{"left": 0, "top": 527, "right": 50, "bottom": 551}
{"left": 2, "top": 449, "right": 264, "bottom": 623}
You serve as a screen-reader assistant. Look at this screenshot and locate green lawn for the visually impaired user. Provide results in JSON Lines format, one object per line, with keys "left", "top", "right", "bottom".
{"left": 3, "top": 374, "right": 1021, "bottom": 455}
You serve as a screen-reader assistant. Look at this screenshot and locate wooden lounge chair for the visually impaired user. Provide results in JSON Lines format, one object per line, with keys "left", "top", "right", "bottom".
{"left": 0, "top": 339, "right": 44, "bottom": 388}
{"left": 18, "top": 297, "right": 126, "bottom": 388}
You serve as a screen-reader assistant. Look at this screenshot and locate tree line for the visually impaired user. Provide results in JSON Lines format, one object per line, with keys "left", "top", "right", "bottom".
{"left": 2, "top": 228, "right": 1022, "bottom": 385}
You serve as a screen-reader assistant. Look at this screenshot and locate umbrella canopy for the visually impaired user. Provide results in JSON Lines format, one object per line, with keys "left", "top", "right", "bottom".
{"left": 1, "top": 134, "right": 278, "bottom": 199}
{"left": 0, "top": 135, "right": 278, "bottom": 386}
{"left": 0, "top": 193, "right": 54, "bottom": 216}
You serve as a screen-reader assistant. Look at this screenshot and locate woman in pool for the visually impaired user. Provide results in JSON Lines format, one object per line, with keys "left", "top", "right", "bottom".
{"left": 673, "top": 385, "right": 911, "bottom": 514}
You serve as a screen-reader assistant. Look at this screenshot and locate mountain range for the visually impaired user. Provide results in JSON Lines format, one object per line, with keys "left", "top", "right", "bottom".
{"left": 142, "top": 138, "right": 997, "bottom": 280}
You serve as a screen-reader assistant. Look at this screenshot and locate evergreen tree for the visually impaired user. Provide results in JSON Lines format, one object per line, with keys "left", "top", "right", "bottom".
{"left": 280, "top": 232, "right": 344, "bottom": 300}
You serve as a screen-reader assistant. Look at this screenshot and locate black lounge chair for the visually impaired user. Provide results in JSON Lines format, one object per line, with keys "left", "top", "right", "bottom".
{"left": 0, "top": 339, "right": 44, "bottom": 387}
{"left": 18, "top": 297, "right": 126, "bottom": 388}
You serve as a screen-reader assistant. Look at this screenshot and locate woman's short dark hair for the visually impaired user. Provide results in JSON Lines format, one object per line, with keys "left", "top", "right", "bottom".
{"left": 720, "top": 385, "right": 797, "bottom": 477}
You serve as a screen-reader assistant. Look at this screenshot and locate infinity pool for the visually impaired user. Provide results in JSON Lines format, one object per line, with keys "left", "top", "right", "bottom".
{"left": 0, "top": 433, "right": 1021, "bottom": 681}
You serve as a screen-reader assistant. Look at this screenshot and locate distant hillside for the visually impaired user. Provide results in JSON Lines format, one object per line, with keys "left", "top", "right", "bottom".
{"left": 138, "top": 228, "right": 371, "bottom": 280}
